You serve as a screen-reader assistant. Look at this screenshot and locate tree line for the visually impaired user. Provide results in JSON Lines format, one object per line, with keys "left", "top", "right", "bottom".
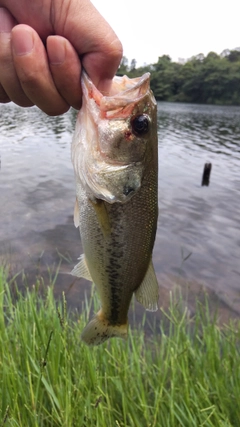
{"left": 117, "top": 49, "right": 240, "bottom": 105}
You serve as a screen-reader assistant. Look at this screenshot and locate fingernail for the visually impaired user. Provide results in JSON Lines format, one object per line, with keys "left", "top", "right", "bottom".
{"left": 0, "top": 8, "right": 15, "bottom": 33}
{"left": 12, "top": 28, "right": 34, "bottom": 55}
{"left": 48, "top": 37, "right": 66, "bottom": 65}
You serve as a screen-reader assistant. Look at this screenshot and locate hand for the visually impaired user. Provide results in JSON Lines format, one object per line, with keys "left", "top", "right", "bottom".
{"left": 0, "top": 0, "right": 122, "bottom": 115}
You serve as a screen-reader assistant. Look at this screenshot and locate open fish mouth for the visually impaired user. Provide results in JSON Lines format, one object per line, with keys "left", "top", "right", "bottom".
{"left": 72, "top": 71, "right": 157, "bottom": 204}
{"left": 82, "top": 71, "right": 155, "bottom": 119}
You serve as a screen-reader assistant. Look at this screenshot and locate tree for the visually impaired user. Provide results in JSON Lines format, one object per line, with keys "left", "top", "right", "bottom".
{"left": 115, "top": 50, "right": 240, "bottom": 105}
{"left": 227, "top": 49, "right": 240, "bottom": 62}
{"left": 130, "top": 59, "right": 137, "bottom": 71}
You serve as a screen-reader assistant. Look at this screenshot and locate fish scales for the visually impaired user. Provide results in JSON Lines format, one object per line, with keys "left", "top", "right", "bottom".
{"left": 76, "top": 167, "right": 157, "bottom": 325}
{"left": 71, "top": 71, "right": 159, "bottom": 345}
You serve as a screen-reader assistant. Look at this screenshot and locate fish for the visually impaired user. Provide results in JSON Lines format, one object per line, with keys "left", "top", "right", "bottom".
{"left": 71, "top": 70, "right": 159, "bottom": 345}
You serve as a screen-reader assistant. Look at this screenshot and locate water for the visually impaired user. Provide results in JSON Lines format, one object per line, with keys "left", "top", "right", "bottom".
{"left": 1, "top": 102, "right": 240, "bottom": 318}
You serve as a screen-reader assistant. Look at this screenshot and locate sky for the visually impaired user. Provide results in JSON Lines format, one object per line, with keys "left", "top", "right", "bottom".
{"left": 91, "top": 0, "right": 240, "bottom": 66}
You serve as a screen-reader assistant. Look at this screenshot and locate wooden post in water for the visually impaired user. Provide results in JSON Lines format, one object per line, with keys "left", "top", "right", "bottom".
{"left": 201, "top": 163, "right": 212, "bottom": 186}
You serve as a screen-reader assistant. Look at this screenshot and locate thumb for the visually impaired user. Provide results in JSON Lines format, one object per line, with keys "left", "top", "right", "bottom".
{"left": 52, "top": 0, "right": 123, "bottom": 92}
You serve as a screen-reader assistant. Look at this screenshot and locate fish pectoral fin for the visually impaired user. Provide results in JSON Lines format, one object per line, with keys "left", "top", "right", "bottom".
{"left": 70, "top": 254, "right": 92, "bottom": 281}
{"left": 90, "top": 198, "right": 111, "bottom": 238}
{"left": 73, "top": 198, "right": 80, "bottom": 228}
{"left": 134, "top": 259, "right": 159, "bottom": 311}
{"left": 81, "top": 309, "right": 128, "bottom": 346}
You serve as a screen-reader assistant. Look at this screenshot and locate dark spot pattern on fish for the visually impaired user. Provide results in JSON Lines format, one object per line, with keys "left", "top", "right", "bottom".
{"left": 107, "top": 257, "right": 122, "bottom": 323}
{"left": 102, "top": 216, "right": 128, "bottom": 324}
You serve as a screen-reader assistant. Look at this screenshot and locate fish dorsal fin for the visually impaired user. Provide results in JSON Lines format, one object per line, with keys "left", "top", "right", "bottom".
{"left": 74, "top": 198, "right": 80, "bottom": 228}
{"left": 71, "top": 254, "right": 92, "bottom": 281}
{"left": 134, "top": 259, "right": 159, "bottom": 311}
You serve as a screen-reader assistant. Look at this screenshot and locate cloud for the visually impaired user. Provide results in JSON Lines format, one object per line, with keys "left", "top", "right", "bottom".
{"left": 92, "top": 0, "right": 240, "bottom": 65}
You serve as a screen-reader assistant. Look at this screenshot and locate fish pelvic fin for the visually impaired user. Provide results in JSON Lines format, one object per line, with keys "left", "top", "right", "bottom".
{"left": 81, "top": 310, "right": 128, "bottom": 346}
{"left": 71, "top": 254, "right": 92, "bottom": 281}
{"left": 134, "top": 259, "right": 159, "bottom": 311}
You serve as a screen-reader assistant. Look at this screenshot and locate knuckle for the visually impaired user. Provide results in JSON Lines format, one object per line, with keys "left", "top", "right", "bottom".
{"left": 18, "top": 69, "right": 39, "bottom": 87}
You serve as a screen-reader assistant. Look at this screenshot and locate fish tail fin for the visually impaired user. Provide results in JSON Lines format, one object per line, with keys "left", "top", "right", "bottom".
{"left": 81, "top": 310, "right": 128, "bottom": 346}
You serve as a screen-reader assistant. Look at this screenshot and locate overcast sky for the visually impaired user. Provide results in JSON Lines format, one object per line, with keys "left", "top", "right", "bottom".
{"left": 91, "top": 0, "right": 240, "bottom": 66}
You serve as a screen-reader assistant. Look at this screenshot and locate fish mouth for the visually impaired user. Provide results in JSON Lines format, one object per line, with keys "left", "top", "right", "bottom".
{"left": 82, "top": 71, "right": 154, "bottom": 119}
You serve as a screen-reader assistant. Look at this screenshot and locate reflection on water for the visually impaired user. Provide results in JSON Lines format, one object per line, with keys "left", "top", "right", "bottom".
{"left": 1, "top": 102, "right": 240, "bottom": 319}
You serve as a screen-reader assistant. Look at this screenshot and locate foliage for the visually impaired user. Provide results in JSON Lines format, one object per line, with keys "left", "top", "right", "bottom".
{"left": 118, "top": 49, "right": 240, "bottom": 105}
{"left": 0, "top": 265, "right": 240, "bottom": 426}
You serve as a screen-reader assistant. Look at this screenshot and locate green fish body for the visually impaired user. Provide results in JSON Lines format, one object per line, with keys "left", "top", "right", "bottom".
{"left": 71, "top": 72, "right": 158, "bottom": 345}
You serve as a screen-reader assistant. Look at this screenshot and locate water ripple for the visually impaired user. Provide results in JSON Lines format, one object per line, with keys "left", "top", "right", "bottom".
{"left": 1, "top": 101, "right": 240, "bottom": 312}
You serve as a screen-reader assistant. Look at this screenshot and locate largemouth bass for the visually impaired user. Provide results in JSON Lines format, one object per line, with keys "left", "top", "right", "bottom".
{"left": 71, "top": 71, "right": 158, "bottom": 345}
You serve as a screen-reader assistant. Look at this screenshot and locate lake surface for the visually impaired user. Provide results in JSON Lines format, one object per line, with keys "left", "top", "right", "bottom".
{"left": 1, "top": 102, "right": 240, "bottom": 320}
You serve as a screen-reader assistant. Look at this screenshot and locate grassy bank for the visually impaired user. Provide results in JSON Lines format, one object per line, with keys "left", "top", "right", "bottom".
{"left": 0, "top": 266, "right": 240, "bottom": 426}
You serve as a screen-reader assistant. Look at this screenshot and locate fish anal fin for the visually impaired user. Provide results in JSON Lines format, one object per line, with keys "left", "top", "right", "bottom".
{"left": 135, "top": 259, "right": 159, "bottom": 311}
{"left": 74, "top": 198, "right": 80, "bottom": 228}
{"left": 71, "top": 254, "right": 92, "bottom": 281}
{"left": 81, "top": 309, "right": 128, "bottom": 346}
{"left": 90, "top": 198, "right": 111, "bottom": 238}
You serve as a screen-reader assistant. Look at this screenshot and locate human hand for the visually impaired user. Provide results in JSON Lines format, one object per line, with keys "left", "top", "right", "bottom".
{"left": 0, "top": 0, "right": 122, "bottom": 115}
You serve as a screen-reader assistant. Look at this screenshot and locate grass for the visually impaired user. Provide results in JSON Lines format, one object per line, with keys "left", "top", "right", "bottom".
{"left": 0, "top": 265, "right": 240, "bottom": 426}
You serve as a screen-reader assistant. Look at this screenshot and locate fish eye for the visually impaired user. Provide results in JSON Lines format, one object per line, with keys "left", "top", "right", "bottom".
{"left": 131, "top": 115, "right": 149, "bottom": 135}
